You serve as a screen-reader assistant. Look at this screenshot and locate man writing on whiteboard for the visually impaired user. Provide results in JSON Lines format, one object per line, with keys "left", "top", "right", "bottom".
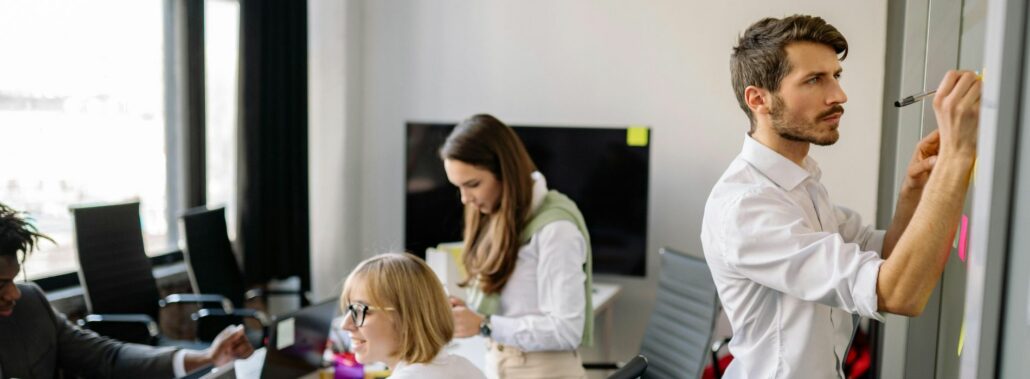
{"left": 701, "top": 14, "right": 981, "bottom": 378}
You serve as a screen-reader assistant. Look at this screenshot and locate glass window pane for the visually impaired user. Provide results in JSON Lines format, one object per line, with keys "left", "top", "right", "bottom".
{"left": 0, "top": 0, "right": 169, "bottom": 279}
{"left": 205, "top": 0, "right": 240, "bottom": 240}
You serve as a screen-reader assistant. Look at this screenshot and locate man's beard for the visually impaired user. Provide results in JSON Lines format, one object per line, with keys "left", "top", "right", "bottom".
{"left": 769, "top": 94, "right": 843, "bottom": 146}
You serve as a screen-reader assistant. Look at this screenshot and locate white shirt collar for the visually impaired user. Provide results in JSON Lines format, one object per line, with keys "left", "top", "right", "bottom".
{"left": 739, "top": 133, "right": 821, "bottom": 191}
{"left": 529, "top": 171, "right": 547, "bottom": 214}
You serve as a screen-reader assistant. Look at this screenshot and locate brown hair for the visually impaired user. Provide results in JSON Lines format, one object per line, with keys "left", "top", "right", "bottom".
{"left": 730, "top": 15, "right": 848, "bottom": 128}
{"left": 439, "top": 114, "right": 537, "bottom": 294}
{"left": 339, "top": 252, "right": 454, "bottom": 364}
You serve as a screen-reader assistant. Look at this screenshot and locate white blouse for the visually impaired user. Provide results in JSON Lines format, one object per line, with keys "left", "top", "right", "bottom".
{"left": 489, "top": 172, "right": 588, "bottom": 352}
{"left": 390, "top": 352, "right": 486, "bottom": 379}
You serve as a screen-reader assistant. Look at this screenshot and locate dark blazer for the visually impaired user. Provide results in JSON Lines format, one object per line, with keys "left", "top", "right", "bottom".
{"left": 0, "top": 283, "right": 178, "bottom": 379}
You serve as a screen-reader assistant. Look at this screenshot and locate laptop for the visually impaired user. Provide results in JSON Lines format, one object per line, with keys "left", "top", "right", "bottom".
{"left": 199, "top": 300, "right": 340, "bottom": 379}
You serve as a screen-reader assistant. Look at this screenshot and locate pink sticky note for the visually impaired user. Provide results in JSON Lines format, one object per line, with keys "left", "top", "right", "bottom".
{"left": 958, "top": 214, "right": 969, "bottom": 262}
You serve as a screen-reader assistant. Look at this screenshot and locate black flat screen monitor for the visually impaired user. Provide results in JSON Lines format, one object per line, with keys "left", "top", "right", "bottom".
{"left": 405, "top": 122, "right": 650, "bottom": 277}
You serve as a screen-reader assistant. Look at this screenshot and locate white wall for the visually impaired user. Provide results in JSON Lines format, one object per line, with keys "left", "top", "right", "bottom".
{"left": 311, "top": 0, "right": 887, "bottom": 363}
{"left": 309, "top": 0, "right": 365, "bottom": 300}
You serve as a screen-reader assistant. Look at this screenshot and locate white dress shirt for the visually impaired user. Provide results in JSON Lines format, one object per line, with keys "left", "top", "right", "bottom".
{"left": 490, "top": 172, "right": 588, "bottom": 352}
{"left": 391, "top": 352, "right": 487, "bottom": 379}
{"left": 701, "top": 135, "right": 886, "bottom": 378}
{"left": 173, "top": 349, "right": 188, "bottom": 377}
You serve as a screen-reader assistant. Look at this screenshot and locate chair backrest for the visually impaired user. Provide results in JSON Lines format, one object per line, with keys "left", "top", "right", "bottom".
{"left": 181, "top": 206, "right": 247, "bottom": 307}
{"left": 638, "top": 247, "right": 720, "bottom": 379}
{"left": 72, "top": 201, "right": 161, "bottom": 322}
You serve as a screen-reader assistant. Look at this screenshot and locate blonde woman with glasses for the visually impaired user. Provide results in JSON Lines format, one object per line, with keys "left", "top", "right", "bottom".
{"left": 339, "top": 252, "right": 486, "bottom": 379}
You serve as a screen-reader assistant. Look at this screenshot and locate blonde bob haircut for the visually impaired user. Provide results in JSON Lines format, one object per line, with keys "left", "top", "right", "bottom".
{"left": 339, "top": 252, "right": 454, "bottom": 364}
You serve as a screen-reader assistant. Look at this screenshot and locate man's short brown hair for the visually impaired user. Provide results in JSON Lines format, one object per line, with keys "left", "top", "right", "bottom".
{"left": 730, "top": 15, "right": 848, "bottom": 126}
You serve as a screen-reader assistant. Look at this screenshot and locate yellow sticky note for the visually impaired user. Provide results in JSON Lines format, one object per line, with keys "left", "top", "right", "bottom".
{"left": 627, "top": 126, "right": 649, "bottom": 147}
{"left": 958, "top": 322, "right": 966, "bottom": 356}
{"left": 436, "top": 241, "right": 467, "bottom": 278}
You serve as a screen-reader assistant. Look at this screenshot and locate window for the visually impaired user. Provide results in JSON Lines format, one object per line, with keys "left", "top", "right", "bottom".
{"left": 205, "top": 0, "right": 240, "bottom": 240}
{"left": 0, "top": 0, "right": 175, "bottom": 279}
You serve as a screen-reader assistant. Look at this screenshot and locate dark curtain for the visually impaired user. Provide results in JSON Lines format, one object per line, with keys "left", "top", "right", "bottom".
{"left": 185, "top": 0, "right": 206, "bottom": 208}
{"left": 237, "top": 0, "right": 309, "bottom": 291}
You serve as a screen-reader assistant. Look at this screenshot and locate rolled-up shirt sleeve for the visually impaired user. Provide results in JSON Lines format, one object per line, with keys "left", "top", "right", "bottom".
{"left": 721, "top": 191, "right": 885, "bottom": 321}
{"left": 835, "top": 205, "right": 886, "bottom": 254}
{"left": 173, "top": 350, "right": 188, "bottom": 378}
{"left": 490, "top": 221, "right": 587, "bottom": 351}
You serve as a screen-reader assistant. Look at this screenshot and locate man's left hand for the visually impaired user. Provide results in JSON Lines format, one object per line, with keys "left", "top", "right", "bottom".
{"left": 902, "top": 130, "right": 940, "bottom": 194}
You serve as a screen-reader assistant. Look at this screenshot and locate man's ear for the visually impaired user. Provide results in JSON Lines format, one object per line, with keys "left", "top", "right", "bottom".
{"left": 744, "top": 86, "right": 771, "bottom": 116}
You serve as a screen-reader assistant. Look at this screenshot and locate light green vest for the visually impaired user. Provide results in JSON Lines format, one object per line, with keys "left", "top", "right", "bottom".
{"left": 465, "top": 190, "right": 594, "bottom": 347}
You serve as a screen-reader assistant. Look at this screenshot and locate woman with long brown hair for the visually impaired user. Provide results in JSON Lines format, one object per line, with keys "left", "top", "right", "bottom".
{"left": 440, "top": 114, "right": 592, "bottom": 379}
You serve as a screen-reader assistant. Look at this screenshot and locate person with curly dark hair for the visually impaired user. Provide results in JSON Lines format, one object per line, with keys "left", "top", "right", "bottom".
{"left": 0, "top": 202, "right": 254, "bottom": 378}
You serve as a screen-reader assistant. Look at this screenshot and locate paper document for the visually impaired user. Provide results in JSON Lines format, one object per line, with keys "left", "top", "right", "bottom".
{"left": 277, "top": 317, "right": 295, "bottom": 350}
{"left": 427, "top": 247, "right": 464, "bottom": 300}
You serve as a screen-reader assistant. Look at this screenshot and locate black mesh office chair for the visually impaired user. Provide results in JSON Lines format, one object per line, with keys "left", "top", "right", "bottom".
{"left": 180, "top": 206, "right": 302, "bottom": 342}
{"left": 72, "top": 201, "right": 233, "bottom": 346}
{"left": 585, "top": 247, "right": 723, "bottom": 379}
{"left": 180, "top": 206, "right": 248, "bottom": 307}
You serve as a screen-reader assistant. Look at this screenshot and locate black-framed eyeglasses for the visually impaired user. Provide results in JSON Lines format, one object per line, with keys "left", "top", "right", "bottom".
{"left": 344, "top": 303, "right": 395, "bottom": 327}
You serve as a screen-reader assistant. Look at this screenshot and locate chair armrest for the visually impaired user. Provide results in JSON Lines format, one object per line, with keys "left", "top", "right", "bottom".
{"left": 77, "top": 313, "right": 159, "bottom": 345}
{"left": 711, "top": 337, "right": 732, "bottom": 379}
{"left": 608, "top": 355, "right": 648, "bottom": 379}
{"left": 160, "top": 293, "right": 232, "bottom": 312}
{"left": 193, "top": 308, "right": 268, "bottom": 325}
{"left": 79, "top": 313, "right": 157, "bottom": 324}
{"left": 230, "top": 308, "right": 270, "bottom": 326}
{"left": 711, "top": 337, "right": 731, "bottom": 353}
{"left": 244, "top": 288, "right": 264, "bottom": 302}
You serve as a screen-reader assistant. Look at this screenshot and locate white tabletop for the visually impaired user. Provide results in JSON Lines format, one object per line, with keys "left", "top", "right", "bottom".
{"left": 591, "top": 282, "right": 622, "bottom": 315}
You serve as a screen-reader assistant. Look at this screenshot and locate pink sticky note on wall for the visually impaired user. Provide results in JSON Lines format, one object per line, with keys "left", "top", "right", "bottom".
{"left": 958, "top": 214, "right": 969, "bottom": 262}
